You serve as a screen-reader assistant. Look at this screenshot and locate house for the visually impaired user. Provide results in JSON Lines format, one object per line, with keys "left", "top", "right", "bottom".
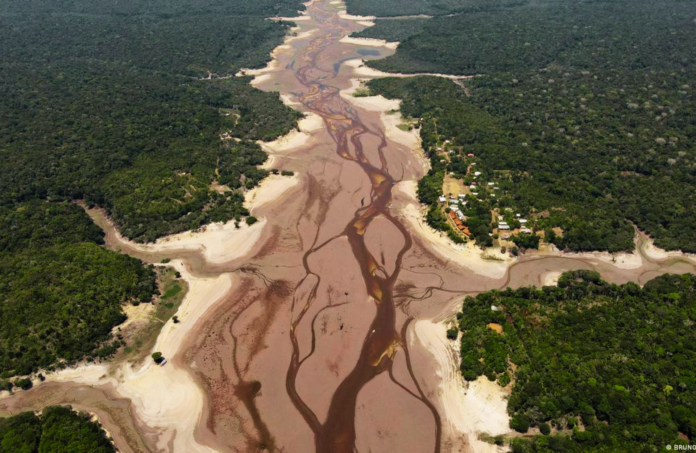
{"left": 488, "top": 182, "right": 494, "bottom": 186}
{"left": 521, "top": 227, "right": 532, "bottom": 233}
{"left": 439, "top": 196, "right": 446, "bottom": 203}
{"left": 467, "top": 153, "right": 475, "bottom": 157}
{"left": 449, "top": 211, "right": 457, "bottom": 220}
{"left": 458, "top": 194, "right": 466, "bottom": 199}
{"left": 474, "top": 171, "right": 482, "bottom": 176}
{"left": 498, "top": 224, "right": 510, "bottom": 230}
{"left": 519, "top": 219, "right": 528, "bottom": 224}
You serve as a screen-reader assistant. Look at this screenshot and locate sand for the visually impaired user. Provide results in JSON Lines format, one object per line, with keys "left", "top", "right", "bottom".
{"left": 394, "top": 182, "right": 514, "bottom": 279}
{"left": 337, "top": 80, "right": 517, "bottom": 280}
{"left": 337, "top": 75, "right": 514, "bottom": 279}
{"left": 115, "top": 220, "right": 266, "bottom": 266}
{"left": 412, "top": 319, "right": 510, "bottom": 453}
{"left": 6, "top": 1, "right": 696, "bottom": 452}
{"left": 559, "top": 249, "right": 644, "bottom": 270}
{"left": 245, "top": 174, "right": 300, "bottom": 213}
{"left": 34, "top": 261, "right": 235, "bottom": 452}
{"left": 274, "top": 15, "right": 312, "bottom": 21}
{"left": 12, "top": 33, "right": 317, "bottom": 445}
{"left": 114, "top": 302, "right": 156, "bottom": 333}
{"left": 258, "top": 112, "right": 325, "bottom": 155}
{"left": 343, "top": 59, "right": 476, "bottom": 80}
{"left": 339, "top": 36, "right": 399, "bottom": 50}
{"left": 542, "top": 271, "right": 564, "bottom": 286}
{"left": 339, "top": 83, "right": 421, "bottom": 150}
{"left": 338, "top": 11, "right": 377, "bottom": 21}
{"left": 640, "top": 236, "right": 696, "bottom": 262}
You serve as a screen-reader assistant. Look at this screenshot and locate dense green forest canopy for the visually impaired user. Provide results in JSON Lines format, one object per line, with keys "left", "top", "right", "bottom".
{"left": 0, "top": 0, "right": 304, "bottom": 242}
{"left": 452, "top": 271, "right": 696, "bottom": 452}
{"left": 0, "top": 406, "right": 115, "bottom": 453}
{"left": 360, "top": 0, "right": 696, "bottom": 75}
{"left": 345, "top": 0, "right": 523, "bottom": 17}
{"left": 361, "top": 0, "right": 696, "bottom": 252}
{"left": 353, "top": 18, "right": 429, "bottom": 43}
{"left": 0, "top": 0, "right": 304, "bottom": 378}
{"left": 0, "top": 203, "right": 157, "bottom": 377}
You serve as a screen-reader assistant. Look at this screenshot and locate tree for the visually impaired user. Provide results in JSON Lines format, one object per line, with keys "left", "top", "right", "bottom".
{"left": 152, "top": 352, "right": 164, "bottom": 364}
{"left": 15, "top": 378, "right": 32, "bottom": 391}
{"left": 511, "top": 414, "right": 530, "bottom": 433}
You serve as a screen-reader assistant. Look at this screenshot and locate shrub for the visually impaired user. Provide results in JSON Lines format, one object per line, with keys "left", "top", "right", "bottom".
{"left": 511, "top": 414, "right": 530, "bottom": 433}
{"left": 152, "top": 352, "right": 164, "bottom": 364}
{"left": 15, "top": 378, "right": 33, "bottom": 390}
{"left": 446, "top": 328, "right": 458, "bottom": 340}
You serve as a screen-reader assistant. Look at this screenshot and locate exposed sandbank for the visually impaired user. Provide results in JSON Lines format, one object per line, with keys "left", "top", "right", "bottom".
{"left": 542, "top": 271, "right": 564, "bottom": 286}
{"left": 338, "top": 11, "right": 377, "bottom": 21}
{"left": 245, "top": 174, "right": 300, "bottom": 213}
{"left": 43, "top": 261, "right": 234, "bottom": 452}
{"left": 258, "top": 112, "right": 325, "bottom": 155}
{"left": 395, "top": 182, "right": 515, "bottom": 279}
{"left": 640, "top": 236, "right": 696, "bottom": 262}
{"left": 110, "top": 219, "right": 265, "bottom": 266}
{"left": 339, "top": 36, "right": 399, "bottom": 50}
{"left": 337, "top": 74, "right": 514, "bottom": 279}
{"left": 344, "top": 58, "right": 476, "bottom": 80}
{"left": 413, "top": 319, "right": 511, "bottom": 453}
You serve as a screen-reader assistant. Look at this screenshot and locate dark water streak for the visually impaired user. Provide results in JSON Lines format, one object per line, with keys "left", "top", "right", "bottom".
{"left": 283, "top": 3, "right": 442, "bottom": 453}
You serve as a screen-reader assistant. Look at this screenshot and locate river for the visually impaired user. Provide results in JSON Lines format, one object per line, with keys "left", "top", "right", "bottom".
{"left": 2, "top": 1, "right": 695, "bottom": 452}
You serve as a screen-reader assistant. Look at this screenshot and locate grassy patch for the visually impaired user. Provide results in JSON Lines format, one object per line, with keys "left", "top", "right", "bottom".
{"left": 113, "top": 266, "right": 188, "bottom": 366}
{"left": 352, "top": 87, "right": 371, "bottom": 97}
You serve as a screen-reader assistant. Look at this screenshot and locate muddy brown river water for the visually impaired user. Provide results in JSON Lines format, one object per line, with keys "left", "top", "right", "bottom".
{"left": 2, "top": 1, "right": 696, "bottom": 452}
